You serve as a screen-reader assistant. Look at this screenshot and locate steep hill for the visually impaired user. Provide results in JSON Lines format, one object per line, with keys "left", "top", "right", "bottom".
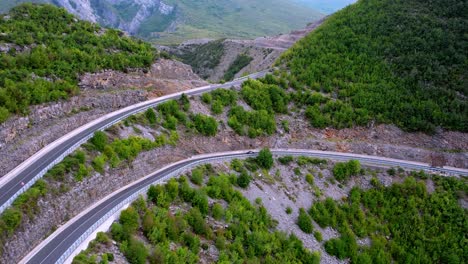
{"left": 276, "top": 0, "right": 468, "bottom": 132}
{"left": 0, "top": 0, "right": 324, "bottom": 44}
{"left": 0, "top": 3, "right": 157, "bottom": 124}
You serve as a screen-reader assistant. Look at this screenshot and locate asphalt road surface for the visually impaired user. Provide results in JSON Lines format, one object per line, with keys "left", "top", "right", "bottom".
{"left": 24, "top": 149, "right": 468, "bottom": 264}
{"left": 0, "top": 72, "right": 267, "bottom": 214}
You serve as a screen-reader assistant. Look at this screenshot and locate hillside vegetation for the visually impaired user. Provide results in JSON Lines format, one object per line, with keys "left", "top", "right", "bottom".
{"left": 277, "top": 0, "right": 467, "bottom": 132}
{"left": 0, "top": 0, "right": 324, "bottom": 44}
{"left": 0, "top": 4, "right": 156, "bottom": 123}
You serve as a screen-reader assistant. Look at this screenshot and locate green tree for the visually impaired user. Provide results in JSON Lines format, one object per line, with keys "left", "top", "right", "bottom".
{"left": 237, "top": 170, "right": 251, "bottom": 188}
{"left": 297, "top": 208, "right": 313, "bottom": 234}
{"left": 119, "top": 207, "right": 139, "bottom": 234}
{"left": 257, "top": 148, "right": 274, "bottom": 169}
{"left": 123, "top": 239, "right": 149, "bottom": 264}
{"left": 145, "top": 108, "right": 157, "bottom": 125}
{"left": 90, "top": 131, "right": 108, "bottom": 152}
{"left": 0, "top": 208, "right": 22, "bottom": 234}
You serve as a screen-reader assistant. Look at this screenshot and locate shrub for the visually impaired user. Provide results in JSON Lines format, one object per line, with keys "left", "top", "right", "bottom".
{"left": 333, "top": 160, "right": 361, "bottom": 182}
{"left": 92, "top": 154, "right": 107, "bottom": 174}
{"left": 145, "top": 108, "right": 157, "bottom": 124}
{"left": 297, "top": 208, "right": 313, "bottom": 234}
{"left": 224, "top": 54, "right": 253, "bottom": 81}
{"left": 257, "top": 148, "right": 273, "bottom": 169}
{"left": 185, "top": 208, "right": 210, "bottom": 236}
{"left": 305, "top": 174, "right": 315, "bottom": 186}
{"left": 90, "top": 131, "right": 108, "bottom": 152}
{"left": 237, "top": 170, "right": 251, "bottom": 188}
{"left": 123, "top": 239, "right": 149, "bottom": 264}
{"left": 211, "top": 100, "right": 223, "bottom": 114}
{"left": 119, "top": 207, "right": 139, "bottom": 235}
{"left": 190, "top": 168, "right": 204, "bottom": 185}
{"left": 314, "top": 231, "right": 323, "bottom": 242}
{"left": 278, "top": 156, "right": 294, "bottom": 165}
{"left": 212, "top": 203, "right": 224, "bottom": 220}
{"left": 201, "top": 93, "right": 212, "bottom": 104}
{"left": 182, "top": 232, "right": 200, "bottom": 253}
{"left": 0, "top": 208, "right": 22, "bottom": 234}
{"left": 286, "top": 207, "right": 293, "bottom": 214}
{"left": 192, "top": 114, "right": 218, "bottom": 136}
{"left": 110, "top": 223, "right": 124, "bottom": 242}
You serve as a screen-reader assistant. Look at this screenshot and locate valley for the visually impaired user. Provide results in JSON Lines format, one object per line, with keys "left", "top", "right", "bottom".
{"left": 0, "top": 1, "right": 466, "bottom": 264}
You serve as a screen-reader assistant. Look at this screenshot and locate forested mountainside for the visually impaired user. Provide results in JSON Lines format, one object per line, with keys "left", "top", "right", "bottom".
{"left": 274, "top": 0, "right": 467, "bottom": 133}
{"left": 0, "top": 4, "right": 157, "bottom": 124}
{"left": 0, "top": 0, "right": 324, "bottom": 44}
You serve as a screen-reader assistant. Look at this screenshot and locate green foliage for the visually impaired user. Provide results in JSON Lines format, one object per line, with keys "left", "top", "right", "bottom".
{"left": 0, "top": 208, "right": 22, "bottom": 234}
{"left": 185, "top": 207, "right": 210, "bottom": 236}
{"left": 278, "top": 156, "right": 294, "bottom": 165}
{"left": 180, "top": 94, "right": 190, "bottom": 112}
{"left": 82, "top": 160, "right": 322, "bottom": 263}
{"left": 257, "top": 148, "right": 274, "bottom": 169}
{"left": 145, "top": 108, "right": 157, "bottom": 125}
{"left": 297, "top": 156, "right": 328, "bottom": 166}
{"left": 12, "top": 179, "right": 47, "bottom": 216}
{"left": 90, "top": 132, "right": 108, "bottom": 152}
{"left": 228, "top": 106, "right": 276, "bottom": 137}
{"left": 157, "top": 100, "right": 187, "bottom": 130}
{"left": 177, "top": 39, "right": 225, "bottom": 77}
{"left": 309, "top": 177, "right": 468, "bottom": 263}
{"left": 332, "top": 160, "right": 361, "bottom": 182}
{"left": 285, "top": 207, "right": 293, "bottom": 214}
{"left": 241, "top": 79, "right": 289, "bottom": 114}
{"left": 122, "top": 239, "right": 149, "bottom": 264}
{"left": 297, "top": 208, "right": 314, "bottom": 234}
{"left": 236, "top": 170, "right": 251, "bottom": 188}
{"left": 305, "top": 174, "right": 315, "bottom": 186}
{"left": 223, "top": 54, "right": 253, "bottom": 81}
{"left": 92, "top": 154, "right": 107, "bottom": 174}
{"left": 210, "top": 89, "right": 238, "bottom": 107}
{"left": 212, "top": 203, "right": 224, "bottom": 220}
{"left": 119, "top": 206, "right": 140, "bottom": 235}
{"left": 201, "top": 93, "right": 212, "bottom": 104}
{"left": 203, "top": 88, "right": 238, "bottom": 114}
{"left": 279, "top": 0, "right": 468, "bottom": 132}
{"left": 313, "top": 231, "right": 323, "bottom": 242}
{"left": 190, "top": 167, "right": 204, "bottom": 185}
{"left": 0, "top": 4, "right": 156, "bottom": 123}
{"left": 192, "top": 114, "right": 218, "bottom": 136}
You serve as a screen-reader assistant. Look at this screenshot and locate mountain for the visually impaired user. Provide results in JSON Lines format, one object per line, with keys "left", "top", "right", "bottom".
{"left": 0, "top": 3, "right": 157, "bottom": 123}
{"left": 277, "top": 0, "right": 467, "bottom": 132}
{"left": 293, "top": 0, "right": 357, "bottom": 14}
{"left": 0, "top": 0, "right": 324, "bottom": 44}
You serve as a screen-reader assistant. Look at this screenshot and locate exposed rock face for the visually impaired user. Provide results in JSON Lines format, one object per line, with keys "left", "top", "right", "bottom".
{"left": 0, "top": 59, "right": 207, "bottom": 177}
{"left": 80, "top": 59, "right": 207, "bottom": 94}
{"left": 28, "top": 0, "right": 176, "bottom": 35}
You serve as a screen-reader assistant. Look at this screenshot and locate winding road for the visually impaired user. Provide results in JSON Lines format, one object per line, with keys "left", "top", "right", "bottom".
{"left": 1, "top": 69, "right": 467, "bottom": 264}
{"left": 0, "top": 71, "right": 268, "bottom": 215}
{"left": 21, "top": 149, "right": 468, "bottom": 264}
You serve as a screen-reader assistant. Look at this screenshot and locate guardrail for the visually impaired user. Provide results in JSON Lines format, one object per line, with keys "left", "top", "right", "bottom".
{"left": 0, "top": 71, "right": 269, "bottom": 215}
{"left": 55, "top": 154, "right": 254, "bottom": 264}
{"left": 22, "top": 149, "right": 468, "bottom": 264}
{"left": 0, "top": 97, "right": 164, "bottom": 214}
